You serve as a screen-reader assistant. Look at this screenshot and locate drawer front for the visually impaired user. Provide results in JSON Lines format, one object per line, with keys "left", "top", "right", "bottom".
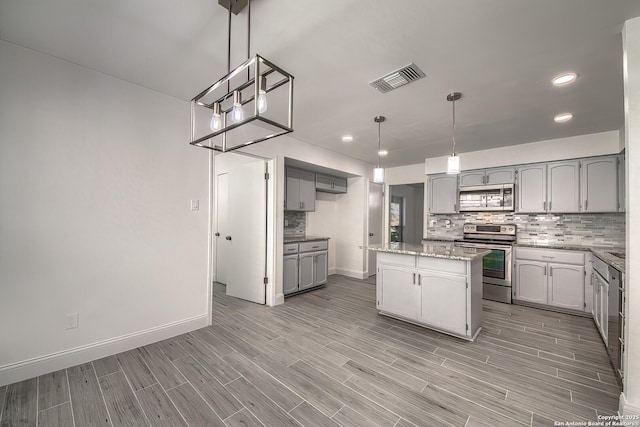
{"left": 284, "top": 243, "right": 299, "bottom": 254}
{"left": 515, "top": 247, "right": 584, "bottom": 265}
{"left": 299, "top": 240, "right": 328, "bottom": 252}
{"left": 377, "top": 252, "right": 416, "bottom": 268}
{"left": 417, "top": 256, "right": 467, "bottom": 275}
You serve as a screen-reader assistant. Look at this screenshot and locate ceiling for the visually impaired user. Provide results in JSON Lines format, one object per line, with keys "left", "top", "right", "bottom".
{"left": 2, "top": 0, "right": 639, "bottom": 167}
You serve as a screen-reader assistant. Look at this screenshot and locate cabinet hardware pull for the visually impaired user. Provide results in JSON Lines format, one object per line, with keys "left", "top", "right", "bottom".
{"left": 585, "top": 200, "right": 588, "bottom": 210}
{"left": 413, "top": 273, "right": 416, "bottom": 284}
{"left": 549, "top": 267, "right": 553, "bottom": 277}
{"left": 549, "top": 201, "right": 552, "bottom": 210}
{"left": 215, "top": 232, "right": 220, "bottom": 237}
{"left": 225, "top": 236, "right": 232, "bottom": 241}
{"left": 543, "top": 201, "right": 547, "bottom": 211}
{"left": 544, "top": 266, "right": 547, "bottom": 276}
{"left": 418, "top": 275, "right": 421, "bottom": 286}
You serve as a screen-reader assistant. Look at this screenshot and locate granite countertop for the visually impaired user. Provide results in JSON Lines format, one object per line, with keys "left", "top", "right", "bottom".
{"left": 362, "top": 242, "right": 490, "bottom": 261}
{"left": 284, "top": 235, "right": 330, "bottom": 243}
{"left": 515, "top": 242, "right": 625, "bottom": 274}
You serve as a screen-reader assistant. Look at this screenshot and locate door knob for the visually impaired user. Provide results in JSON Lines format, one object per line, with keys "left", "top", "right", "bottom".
{"left": 225, "top": 236, "right": 232, "bottom": 241}
{"left": 369, "top": 233, "right": 374, "bottom": 236}
{"left": 215, "top": 233, "right": 220, "bottom": 237}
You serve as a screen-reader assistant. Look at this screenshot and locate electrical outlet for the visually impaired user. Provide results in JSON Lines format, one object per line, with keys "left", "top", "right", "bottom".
{"left": 190, "top": 199, "right": 199, "bottom": 211}
{"left": 66, "top": 313, "right": 79, "bottom": 330}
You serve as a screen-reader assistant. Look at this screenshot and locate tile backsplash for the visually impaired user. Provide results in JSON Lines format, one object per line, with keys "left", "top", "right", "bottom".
{"left": 284, "top": 211, "right": 306, "bottom": 235}
{"left": 427, "top": 212, "right": 625, "bottom": 248}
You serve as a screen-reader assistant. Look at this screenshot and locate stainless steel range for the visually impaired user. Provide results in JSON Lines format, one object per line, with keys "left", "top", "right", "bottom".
{"left": 455, "top": 224, "right": 516, "bottom": 304}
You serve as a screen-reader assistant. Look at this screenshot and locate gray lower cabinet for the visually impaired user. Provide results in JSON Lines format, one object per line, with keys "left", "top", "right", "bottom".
{"left": 283, "top": 254, "right": 299, "bottom": 294}
{"left": 284, "top": 240, "right": 329, "bottom": 295}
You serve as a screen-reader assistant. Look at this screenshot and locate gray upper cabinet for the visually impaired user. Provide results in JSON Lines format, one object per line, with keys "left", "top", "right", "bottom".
{"left": 459, "top": 167, "right": 516, "bottom": 187}
{"left": 547, "top": 161, "right": 580, "bottom": 213}
{"left": 428, "top": 174, "right": 458, "bottom": 214}
{"left": 581, "top": 156, "right": 619, "bottom": 213}
{"left": 286, "top": 168, "right": 316, "bottom": 211}
{"left": 516, "top": 164, "right": 547, "bottom": 213}
{"left": 486, "top": 167, "right": 516, "bottom": 185}
{"left": 315, "top": 173, "right": 347, "bottom": 194}
{"left": 459, "top": 167, "right": 515, "bottom": 187}
{"left": 458, "top": 171, "right": 485, "bottom": 187}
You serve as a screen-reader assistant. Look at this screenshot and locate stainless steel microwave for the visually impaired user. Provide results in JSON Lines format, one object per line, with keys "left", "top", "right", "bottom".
{"left": 458, "top": 184, "right": 514, "bottom": 212}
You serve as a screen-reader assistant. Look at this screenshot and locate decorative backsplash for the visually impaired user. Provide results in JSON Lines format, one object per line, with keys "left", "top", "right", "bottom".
{"left": 427, "top": 212, "right": 625, "bottom": 248}
{"left": 284, "top": 211, "right": 306, "bottom": 235}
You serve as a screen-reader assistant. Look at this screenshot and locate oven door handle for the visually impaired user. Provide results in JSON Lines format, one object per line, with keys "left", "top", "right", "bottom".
{"left": 456, "top": 242, "right": 512, "bottom": 249}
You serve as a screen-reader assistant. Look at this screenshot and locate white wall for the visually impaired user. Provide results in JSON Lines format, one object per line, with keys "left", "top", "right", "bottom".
{"left": 621, "top": 17, "right": 640, "bottom": 417}
{"left": 0, "top": 41, "right": 210, "bottom": 386}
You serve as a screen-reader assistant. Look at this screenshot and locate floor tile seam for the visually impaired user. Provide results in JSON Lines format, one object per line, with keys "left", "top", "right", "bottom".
{"left": 340, "top": 378, "right": 407, "bottom": 426}
{"left": 559, "top": 368, "right": 621, "bottom": 388}
{"left": 37, "top": 400, "right": 71, "bottom": 413}
{"left": 361, "top": 328, "right": 439, "bottom": 356}
{"left": 224, "top": 376, "right": 299, "bottom": 425}
{"left": 113, "top": 356, "right": 152, "bottom": 427}
{"left": 0, "top": 385, "right": 5, "bottom": 423}
{"left": 427, "top": 382, "right": 531, "bottom": 426}
{"left": 92, "top": 361, "right": 115, "bottom": 427}
{"left": 35, "top": 374, "right": 39, "bottom": 426}
{"left": 172, "top": 374, "right": 232, "bottom": 423}
{"left": 554, "top": 375, "right": 622, "bottom": 398}
{"left": 64, "top": 368, "right": 76, "bottom": 427}
{"left": 237, "top": 367, "right": 306, "bottom": 411}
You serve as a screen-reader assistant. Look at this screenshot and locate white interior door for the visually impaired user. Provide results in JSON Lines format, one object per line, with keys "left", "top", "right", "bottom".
{"left": 226, "top": 159, "right": 267, "bottom": 304}
{"left": 368, "top": 182, "right": 383, "bottom": 277}
{"left": 215, "top": 173, "right": 229, "bottom": 284}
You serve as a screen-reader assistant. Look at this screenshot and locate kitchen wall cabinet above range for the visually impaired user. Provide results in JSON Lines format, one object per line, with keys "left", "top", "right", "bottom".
{"left": 516, "top": 155, "right": 623, "bottom": 214}
{"left": 427, "top": 173, "right": 458, "bottom": 214}
{"left": 286, "top": 168, "right": 316, "bottom": 211}
{"left": 459, "top": 167, "right": 515, "bottom": 187}
{"left": 315, "top": 173, "right": 347, "bottom": 194}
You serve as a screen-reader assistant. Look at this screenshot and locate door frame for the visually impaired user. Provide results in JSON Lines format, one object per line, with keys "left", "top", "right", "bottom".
{"left": 208, "top": 152, "right": 277, "bottom": 325}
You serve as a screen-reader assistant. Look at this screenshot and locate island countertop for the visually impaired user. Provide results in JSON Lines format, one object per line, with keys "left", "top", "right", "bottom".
{"left": 362, "top": 242, "right": 490, "bottom": 261}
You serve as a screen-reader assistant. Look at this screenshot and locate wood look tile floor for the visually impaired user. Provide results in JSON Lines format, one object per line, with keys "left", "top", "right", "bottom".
{"left": 1, "top": 275, "right": 620, "bottom": 426}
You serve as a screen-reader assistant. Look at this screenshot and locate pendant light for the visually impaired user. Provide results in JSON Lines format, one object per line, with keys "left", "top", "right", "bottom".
{"left": 446, "top": 92, "right": 462, "bottom": 174}
{"left": 373, "top": 116, "right": 386, "bottom": 183}
{"left": 190, "top": 0, "right": 294, "bottom": 152}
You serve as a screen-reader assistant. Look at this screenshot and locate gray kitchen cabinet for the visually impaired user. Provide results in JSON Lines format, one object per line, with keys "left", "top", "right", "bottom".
{"left": 299, "top": 253, "right": 315, "bottom": 290}
{"left": 283, "top": 254, "right": 299, "bottom": 294}
{"left": 547, "top": 160, "right": 580, "bottom": 213}
{"left": 514, "top": 260, "right": 547, "bottom": 304}
{"left": 581, "top": 156, "right": 619, "bottom": 213}
{"left": 486, "top": 167, "right": 516, "bottom": 185}
{"left": 428, "top": 174, "right": 458, "bottom": 214}
{"left": 547, "top": 263, "right": 585, "bottom": 311}
{"left": 284, "top": 239, "right": 328, "bottom": 296}
{"left": 514, "top": 247, "right": 585, "bottom": 312}
{"left": 316, "top": 173, "right": 347, "bottom": 194}
{"left": 459, "top": 167, "right": 515, "bottom": 187}
{"left": 286, "top": 168, "right": 316, "bottom": 211}
{"left": 593, "top": 271, "right": 609, "bottom": 345}
{"left": 378, "top": 265, "right": 420, "bottom": 319}
{"left": 516, "top": 164, "right": 547, "bottom": 213}
{"left": 458, "top": 171, "right": 485, "bottom": 187}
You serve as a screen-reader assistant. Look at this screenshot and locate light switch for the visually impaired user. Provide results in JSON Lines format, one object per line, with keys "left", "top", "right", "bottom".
{"left": 191, "top": 199, "right": 199, "bottom": 211}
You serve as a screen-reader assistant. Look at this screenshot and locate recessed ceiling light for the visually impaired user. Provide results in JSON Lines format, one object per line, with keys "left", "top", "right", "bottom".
{"left": 554, "top": 113, "right": 573, "bottom": 123}
{"left": 552, "top": 73, "right": 578, "bottom": 86}
{"left": 378, "top": 149, "right": 388, "bottom": 156}
{"left": 341, "top": 135, "right": 353, "bottom": 142}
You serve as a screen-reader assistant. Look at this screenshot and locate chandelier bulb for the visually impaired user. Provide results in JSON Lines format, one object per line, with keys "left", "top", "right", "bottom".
{"left": 210, "top": 102, "right": 222, "bottom": 131}
{"left": 257, "top": 76, "right": 268, "bottom": 114}
{"left": 231, "top": 91, "right": 244, "bottom": 123}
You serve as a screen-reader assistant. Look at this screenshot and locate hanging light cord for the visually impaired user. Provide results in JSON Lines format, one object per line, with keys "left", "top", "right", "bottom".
{"left": 451, "top": 97, "right": 456, "bottom": 156}
{"left": 377, "top": 120, "right": 382, "bottom": 168}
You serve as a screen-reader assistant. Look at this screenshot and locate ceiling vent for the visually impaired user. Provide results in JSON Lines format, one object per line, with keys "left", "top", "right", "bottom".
{"left": 369, "top": 63, "right": 426, "bottom": 93}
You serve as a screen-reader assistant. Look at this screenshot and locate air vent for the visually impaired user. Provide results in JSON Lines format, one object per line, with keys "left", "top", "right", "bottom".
{"left": 369, "top": 63, "right": 426, "bottom": 93}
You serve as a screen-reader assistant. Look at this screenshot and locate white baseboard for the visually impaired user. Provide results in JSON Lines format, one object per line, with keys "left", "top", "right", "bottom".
{"left": 620, "top": 392, "right": 640, "bottom": 417}
{"left": 334, "top": 268, "right": 367, "bottom": 280}
{"left": 0, "top": 314, "right": 208, "bottom": 387}
{"left": 328, "top": 267, "right": 337, "bottom": 276}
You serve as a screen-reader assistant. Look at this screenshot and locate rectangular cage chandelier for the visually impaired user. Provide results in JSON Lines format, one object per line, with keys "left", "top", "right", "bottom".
{"left": 190, "top": 0, "right": 294, "bottom": 152}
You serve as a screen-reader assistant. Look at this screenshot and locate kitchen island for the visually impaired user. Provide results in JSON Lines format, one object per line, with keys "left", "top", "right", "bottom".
{"left": 363, "top": 242, "right": 489, "bottom": 341}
